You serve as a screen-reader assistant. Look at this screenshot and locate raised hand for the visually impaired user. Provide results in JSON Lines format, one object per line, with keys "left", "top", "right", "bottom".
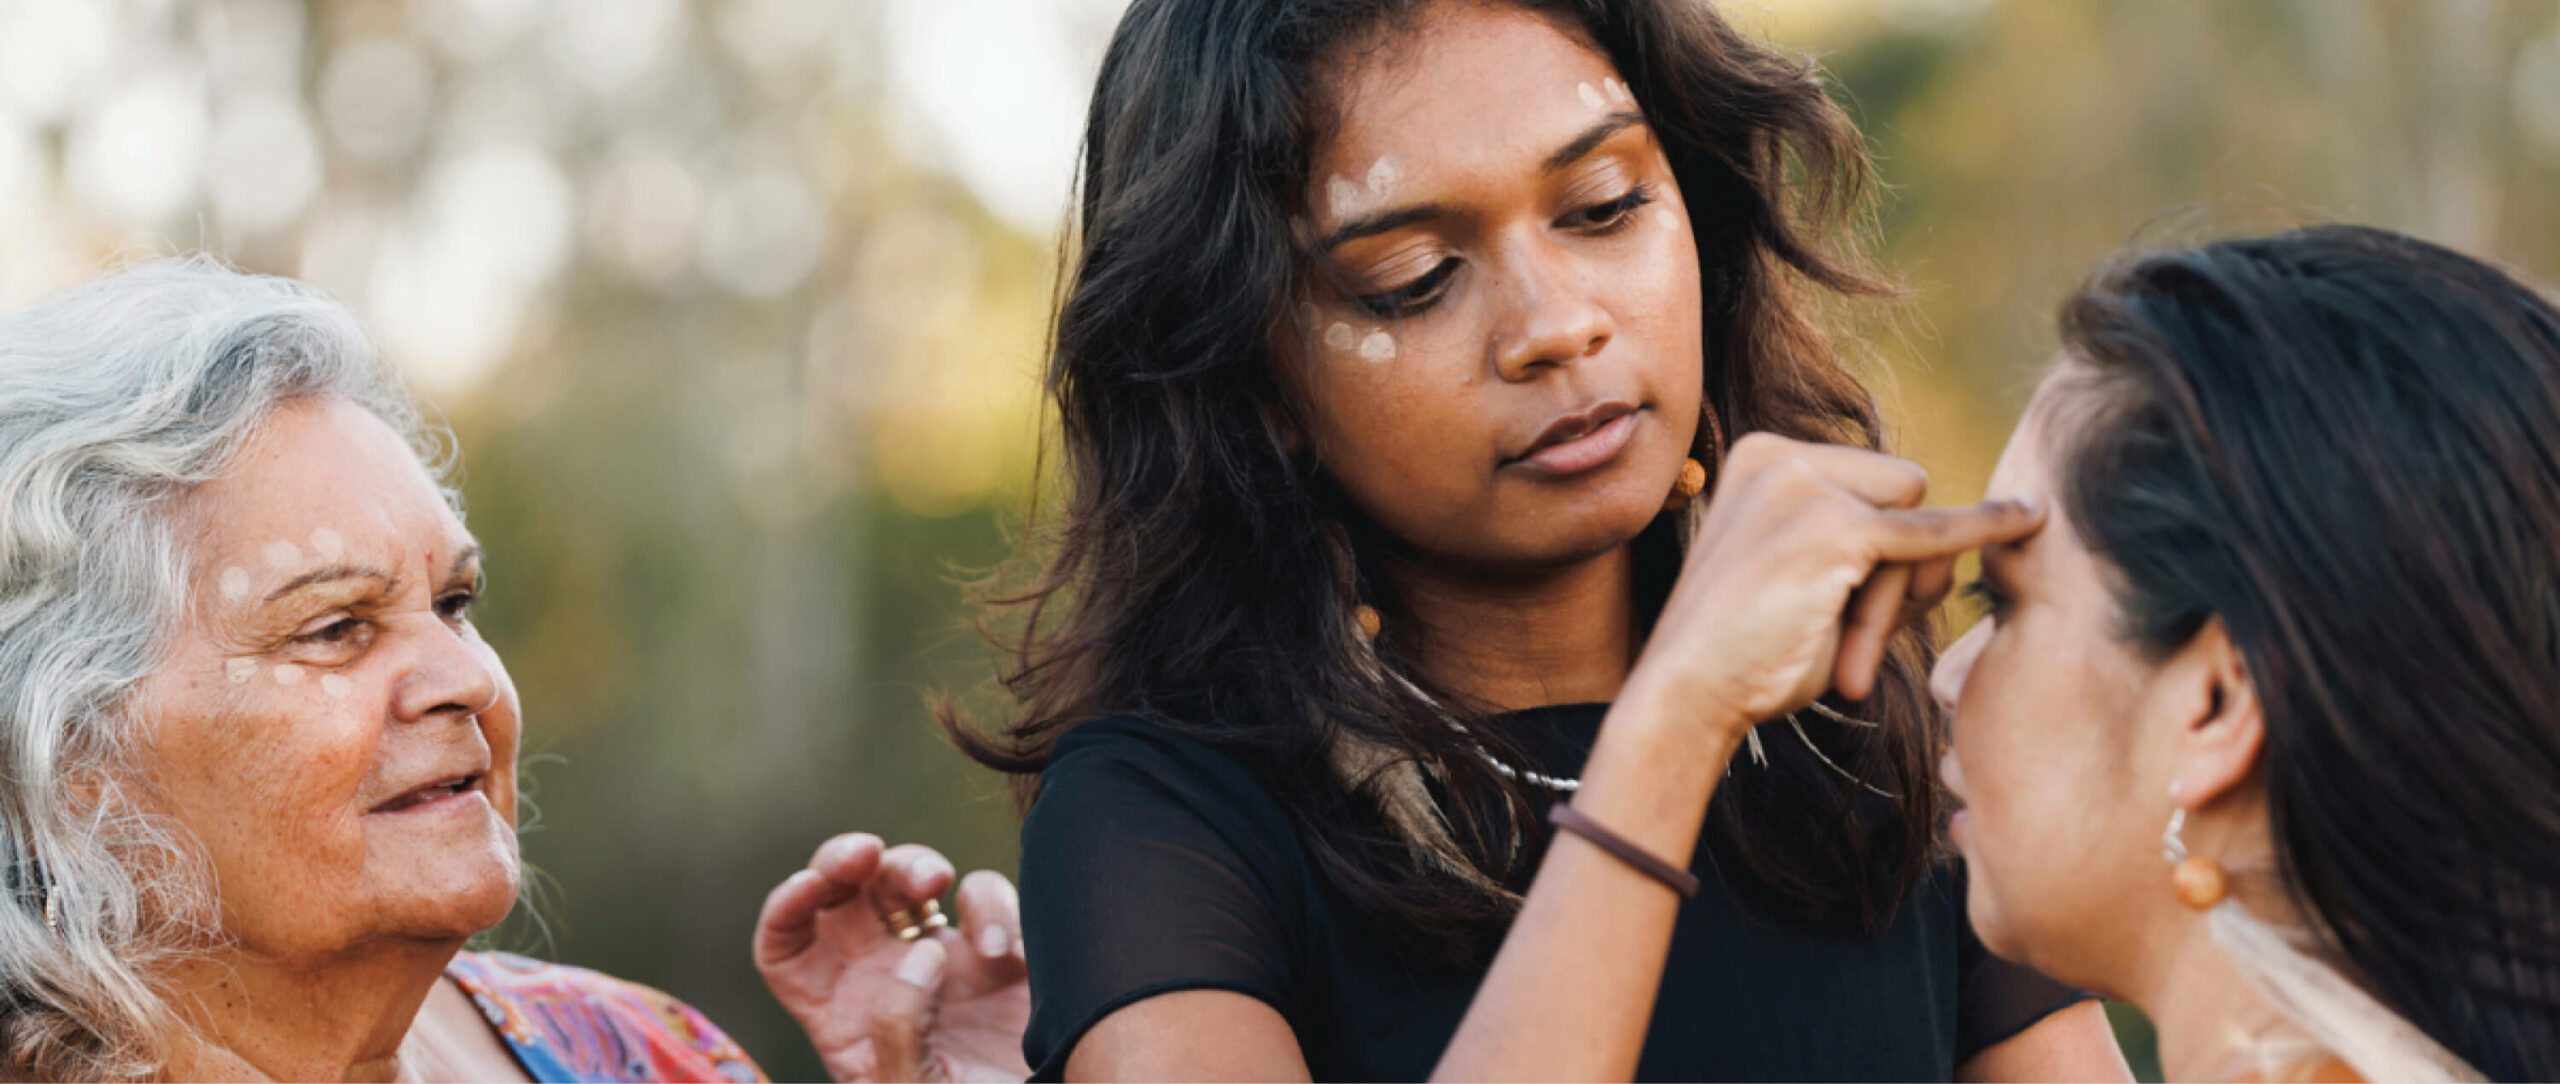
{"left": 754, "top": 834, "right": 1032, "bottom": 1082}
{"left": 1629, "top": 432, "right": 2044, "bottom": 729}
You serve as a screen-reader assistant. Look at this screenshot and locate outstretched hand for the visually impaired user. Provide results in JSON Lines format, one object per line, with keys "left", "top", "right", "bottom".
{"left": 754, "top": 833, "right": 1032, "bottom": 1083}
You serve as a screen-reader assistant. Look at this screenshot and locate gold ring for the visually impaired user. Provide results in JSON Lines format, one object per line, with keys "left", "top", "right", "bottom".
{"left": 880, "top": 898, "right": 949, "bottom": 942}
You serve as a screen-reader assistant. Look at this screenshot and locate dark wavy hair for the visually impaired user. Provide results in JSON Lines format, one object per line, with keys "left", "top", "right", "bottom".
{"left": 2053, "top": 225, "right": 2560, "bottom": 1079}
{"left": 946, "top": 0, "right": 1944, "bottom": 948}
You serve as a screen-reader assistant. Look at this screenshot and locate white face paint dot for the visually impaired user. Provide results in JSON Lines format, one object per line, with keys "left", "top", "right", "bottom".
{"left": 1604, "top": 77, "right": 1630, "bottom": 103}
{"left": 308, "top": 527, "right": 344, "bottom": 561}
{"left": 1363, "top": 156, "right": 1402, "bottom": 195}
{"left": 1326, "top": 175, "right": 1363, "bottom": 218}
{"left": 320, "top": 674, "right": 353, "bottom": 699}
{"left": 224, "top": 657, "right": 257, "bottom": 684}
{"left": 1325, "top": 322, "right": 1358, "bottom": 352}
{"left": 1578, "top": 81, "right": 1606, "bottom": 110}
{"left": 1357, "top": 330, "right": 1398, "bottom": 364}
{"left": 219, "top": 567, "right": 251, "bottom": 601}
{"left": 271, "top": 663, "right": 305, "bottom": 687}
{"left": 261, "top": 540, "right": 302, "bottom": 570}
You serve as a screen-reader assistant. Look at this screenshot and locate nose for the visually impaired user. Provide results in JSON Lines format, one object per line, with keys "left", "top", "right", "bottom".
{"left": 391, "top": 614, "right": 503, "bottom": 726}
{"left": 1929, "top": 618, "right": 1990, "bottom": 712}
{"left": 1489, "top": 240, "right": 1613, "bottom": 382}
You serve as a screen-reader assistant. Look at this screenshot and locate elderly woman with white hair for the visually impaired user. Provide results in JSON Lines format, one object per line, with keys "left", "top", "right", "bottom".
{"left": 0, "top": 258, "right": 1032, "bottom": 1082}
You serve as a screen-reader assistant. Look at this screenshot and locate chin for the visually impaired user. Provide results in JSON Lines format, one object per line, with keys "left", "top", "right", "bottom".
{"left": 371, "top": 821, "right": 523, "bottom": 939}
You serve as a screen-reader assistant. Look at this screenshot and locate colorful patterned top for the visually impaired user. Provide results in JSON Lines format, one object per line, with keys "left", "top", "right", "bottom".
{"left": 445, "top": 950, "right": 767, "bottom": 1083}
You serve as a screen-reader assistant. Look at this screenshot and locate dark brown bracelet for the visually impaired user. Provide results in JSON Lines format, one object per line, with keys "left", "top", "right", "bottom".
{"left": 1548, "top": 802, "right": 1701, "bottom": 899}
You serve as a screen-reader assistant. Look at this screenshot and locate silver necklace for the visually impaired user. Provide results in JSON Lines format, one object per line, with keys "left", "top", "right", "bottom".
{"left": 1458, "top": 700, "right": 1887, "bottom": 797}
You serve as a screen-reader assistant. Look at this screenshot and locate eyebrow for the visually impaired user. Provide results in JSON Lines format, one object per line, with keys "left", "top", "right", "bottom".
{"left": 1542, "top": 112, "right": 1644, "bottom": 175}
{"left": 1317, "top": 112, "right": 1649, "bottom": 254}
{"left": 258, "top": 543, "right": 484, "bottom": 604}
{"left": 263, "top": 565, "right": 396, "bottom": 604}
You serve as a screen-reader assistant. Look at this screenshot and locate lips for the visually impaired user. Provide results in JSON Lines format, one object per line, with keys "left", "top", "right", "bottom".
{"left": 369, "top": 773, "right": 485, "bottom": 814}
{"left": 1508, "top": 401, "right": 1641, "bottom": 477}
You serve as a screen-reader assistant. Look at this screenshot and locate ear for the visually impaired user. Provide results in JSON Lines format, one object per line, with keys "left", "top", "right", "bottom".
{"left": 2161, "top": 617, "right": 2265, "bottom": 810}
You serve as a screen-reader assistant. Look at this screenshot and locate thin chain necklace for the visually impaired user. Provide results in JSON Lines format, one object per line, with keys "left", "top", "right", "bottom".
{"left": 1396, "top": 666, "right": 1887, "bottom": 798}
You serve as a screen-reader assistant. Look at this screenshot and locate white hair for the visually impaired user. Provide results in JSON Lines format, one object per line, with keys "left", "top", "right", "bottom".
{"left": 0, "top": 256, "right": 448, "bottom": 1079}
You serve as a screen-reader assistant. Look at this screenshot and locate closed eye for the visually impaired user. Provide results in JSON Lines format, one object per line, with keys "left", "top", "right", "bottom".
{"left": 1354, "top": 258, "right": 1461, "bottom": 318}
{"left": 1961, "top": 577, "right": 2012, "bottom": 619}
{"left": 1562, "top": 183, "right": 1655, "bottom": 233}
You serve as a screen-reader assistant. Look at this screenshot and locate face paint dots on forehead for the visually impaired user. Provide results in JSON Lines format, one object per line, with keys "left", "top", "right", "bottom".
{"left": 308, "top": 527, "right": 344, "bottom": 561}
{"left": 219, "top": 567, "right": 252, "bottom": 602}
{"left": 320, "top": 674, "right": 353, "bottom": 700}
{"left": 1604, "top": 77, "right": 1630, "bottom": 104}
{"left": 272, "top": 663, "right": 305, "bottom": 687}
{"left": 224, "top": 657, "right": 258, "bottom": 685}
{"left": 1358, "top": 329, "right": 1398, "bottom": 364}
{"left": 261, "top": 540, "right": 302, "bottom": 570}
{"left": 1364, "top": 156, "right": 1403, "bottom": 194}
{"left": 1578, "top": 81, "right": 1606, "bottom": 110}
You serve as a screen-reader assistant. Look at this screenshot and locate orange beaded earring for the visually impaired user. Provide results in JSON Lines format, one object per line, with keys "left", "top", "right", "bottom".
{"left": 2161, "top": 785, "right": 2229, "bottom": 910}
{"left": 1664, "top": 403, "right": 1725, "bottom": 513}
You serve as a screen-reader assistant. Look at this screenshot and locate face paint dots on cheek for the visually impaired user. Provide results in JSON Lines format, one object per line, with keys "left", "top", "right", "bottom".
{"left": 224, "top": 657, "right": 257, "bottom": 685}
{"left": 1325, "top": 321, "right": 1358, "bottom": 353}
{"left": 308, "top": 527, "right": 343, "bottom": 561}
{"left": 1578, "top": 81, "right": 1606, "bottom": 110}
{"left": 1357, "top": 329, "right": 1397, "bottom": 364}
{"left": 218, "top": 567, "right": 251, "bottom": 602}
{"left": 319, "top": 674, "right": 353, "bottom": 699}
{"left": 271, "top": 662, "right": 305, "bottom": 687}
{"left": 261, "top": 540, "right": 302, "bottom": 570}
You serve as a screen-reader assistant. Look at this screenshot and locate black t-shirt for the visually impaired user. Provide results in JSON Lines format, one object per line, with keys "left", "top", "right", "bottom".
{"left": 1018, "top": 704, "right": 2088, "bottom": 1081}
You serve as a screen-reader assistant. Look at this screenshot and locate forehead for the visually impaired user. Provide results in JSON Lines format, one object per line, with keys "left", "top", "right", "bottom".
{"left": 1311, "top": 3, "right": 1618, "bottom": 184}
{"left": 184, "top": 397, "right": 468, "bottom": 563}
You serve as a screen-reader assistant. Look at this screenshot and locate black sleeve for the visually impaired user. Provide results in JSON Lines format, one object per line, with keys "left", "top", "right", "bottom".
{"left": 1017, "top": 716, "right": 1310, "bottom": 1081}
{"left": 1951, "top": 865, "right": 2099, "bottom": 1064}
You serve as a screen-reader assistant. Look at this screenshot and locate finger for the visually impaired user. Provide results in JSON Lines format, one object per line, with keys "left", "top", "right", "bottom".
{"left": 870, "top": 939, "right": 947, "bottom": 1083}
{"left": 954, "top": 870, "right": 1024, "bottom": 962}
{"left": 1834, "top": 562, "right": 1913, "bottom": 701}
{"left": 1741, "top": 439, "right": 1929, "bottom": 509}
{"left": 755, "top": 835, "right": 887, "bottom": 966}
{"left": 873, "top": 845, "right": 960, "bottom": 916}
{"left": 1866, "top": 498, "right": 2045, "bottom": 563}
{"left": 754, "top": 869, "right": 831, "bottom": 966}
{"left": 1901, "top": 555, "right": 1959, "bottom": 625}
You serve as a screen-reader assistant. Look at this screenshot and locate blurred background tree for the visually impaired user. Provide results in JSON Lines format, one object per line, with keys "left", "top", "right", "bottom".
{"left": 1, "top": 1, "right": 2553, "bottom": 1078}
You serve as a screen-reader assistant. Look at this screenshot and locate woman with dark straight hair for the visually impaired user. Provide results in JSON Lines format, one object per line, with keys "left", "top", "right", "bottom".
{"left": 1927, "top": 224, "right": 2560, "bottom": 1082}
{"left": 936, "top": 0, "right": 2126, "bottom": 1078}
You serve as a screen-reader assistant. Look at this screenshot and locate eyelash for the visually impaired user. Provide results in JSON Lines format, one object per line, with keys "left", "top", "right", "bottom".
{"left": 1962, "top": 577, "right": 2013, "bottom": 619}
{"left": 289, "top": 589, "right": 478, "bottom": 649}
{"left": 1351, "top": 183, "right": 1658, "bottom": 319}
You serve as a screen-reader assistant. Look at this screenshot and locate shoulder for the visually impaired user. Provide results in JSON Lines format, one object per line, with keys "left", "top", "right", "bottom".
{"left": 446, "top": 951, "right": 765, "bottom": 1083}
{"left": 1033, "top": 714, "right": 1295, "bottom": 838}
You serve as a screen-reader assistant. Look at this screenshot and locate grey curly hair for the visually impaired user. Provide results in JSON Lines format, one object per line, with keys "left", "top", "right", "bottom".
{"left": 0, "top": 256, "right": 449, "bottom": 1079}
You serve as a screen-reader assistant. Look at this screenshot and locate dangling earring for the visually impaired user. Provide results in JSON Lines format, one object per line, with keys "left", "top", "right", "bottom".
{"left": 1663, "top": 458, "right": 1706, "bottom": 512}
{"left": 2161, "top": 800, "right": 2229, "bottom": 910}
{"left": 42, "top": 881, "right": 59, "bottom": 936}
{"left": 1666, "top": 404, "right": 1726, "bottom": 513}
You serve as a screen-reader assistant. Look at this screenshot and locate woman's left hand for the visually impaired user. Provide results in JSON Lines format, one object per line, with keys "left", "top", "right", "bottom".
{"left": 754, "top": 833, "right": 1032, "bottom": 1082}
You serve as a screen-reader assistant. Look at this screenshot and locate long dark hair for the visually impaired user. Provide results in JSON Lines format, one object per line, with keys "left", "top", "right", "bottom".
{"left": 946, "top": 0, "right": 1943, "bottom": 949}
{"left": 2054, "top": 225, "right": 2560, "bottom": 1079}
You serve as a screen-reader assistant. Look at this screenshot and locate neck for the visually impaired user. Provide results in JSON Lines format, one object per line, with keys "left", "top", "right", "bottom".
{"left": 2134, "top": 904, "right": 2325, "bottom": 1083}
{"left": 1388, "top": 542, "right": 1637, "bottom": 711}
{"left": 160, "top": 936, "right": 462, "bottom": 1083}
